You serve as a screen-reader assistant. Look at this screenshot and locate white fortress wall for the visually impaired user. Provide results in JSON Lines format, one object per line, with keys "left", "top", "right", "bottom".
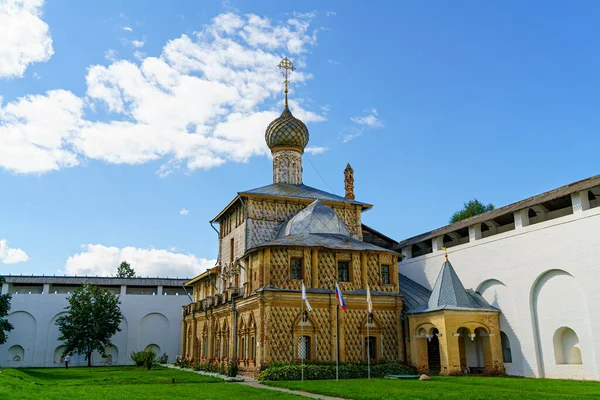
{"left": 399, "top": 200, "right": 600, "bottom": 380}
{"left": 0, "top": 279, "right": 190, "bottom": 367}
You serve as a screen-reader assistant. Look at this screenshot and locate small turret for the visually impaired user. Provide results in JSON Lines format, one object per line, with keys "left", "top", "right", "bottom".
{"left": 344, "top": 163, "right": 355, "bottom": 200}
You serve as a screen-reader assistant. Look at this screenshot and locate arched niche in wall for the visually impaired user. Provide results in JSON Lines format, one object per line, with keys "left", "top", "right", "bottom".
{"left": 145, "top": 344, "right": 161, "bottom": 354}
{"left": 553, "top": 327, "right": 582, "bottom": 365}
{"left": 530, "top": 269, "right": 594, "bottom": 378}
{"left": 500, "top": 331, "right": 512, "bottom": 363}
{"left": 7, "top": 311, "right": 37, "bottom": 364}
{"left": 53, "top": 345, "right": 67, "bottom": 365}
{"left": 477, "top": 279, "right": 523, "bottom": 375}
{"left": 138, "top": 313, "right": 169, "bottom": 352}
{"left": 46, "top": 312, "right": 68, "bottom": 366}
{"left": 8, "top": 345, "right": 24, "bottom": 363}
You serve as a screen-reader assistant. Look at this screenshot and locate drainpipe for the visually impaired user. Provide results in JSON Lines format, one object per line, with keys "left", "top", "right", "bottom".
{"left": 232, "top": 295, "right": 238, "bottom": 361}
{"left": 182, "top": 284, "right": 193, "bottom": 303}
{"left": 400, "top": 311, "right": 408, "bottom": 363}
{"left": 210, "top": 221, "right": 219, "bottom": 236}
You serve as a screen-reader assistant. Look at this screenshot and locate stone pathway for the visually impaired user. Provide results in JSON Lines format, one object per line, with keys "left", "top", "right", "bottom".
{"left": 237, "top": 377, "right": 347, "bottom": 400}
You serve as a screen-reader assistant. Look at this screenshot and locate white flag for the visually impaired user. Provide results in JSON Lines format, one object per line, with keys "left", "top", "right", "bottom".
{"left": 366, "top": 283, "right": 373, "bottom": 314}
{"left": 301, "top": 282, "right": 313, "bottom": 312}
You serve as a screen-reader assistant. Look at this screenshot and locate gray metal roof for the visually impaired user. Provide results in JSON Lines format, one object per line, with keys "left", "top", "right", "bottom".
{"left": 277, "top": 200, "right": 350, "bottom": 238}
{"left": 240, "top": 183, "right": 371, "bottom": 208}
{"left": 428, "top": 260, "right": 474, "bottom": 309}
{"left": 1, "top": 275, "right": 189, "bottom": 287}
{"left": 406, "top": 261, "right": 497, "bottom": 314}
{"left": 249, "top": 233, "right": 399, "bottom": 254}
{"left": 395, "top": 173, "right": 600, "bottom": 249}
{"left": 398, "top": 274, "right": 432, "bottom": 310}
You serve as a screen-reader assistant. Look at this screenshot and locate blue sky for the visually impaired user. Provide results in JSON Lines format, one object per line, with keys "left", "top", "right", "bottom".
{"left": 1, "top": 0, "right": 599, "bottom": 278}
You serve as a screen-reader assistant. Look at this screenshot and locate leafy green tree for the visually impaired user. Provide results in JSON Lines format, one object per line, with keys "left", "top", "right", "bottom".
{"left": 449, "top": 199, "right": 495, "bottom": 224}
{"left": 0, "top": 276, "right": 14, "bottom": 345}
{"left": 116, "top": 261, "right": 136, "bottom": 278}
{"left": 56, "top": 284, "right": 123, "bottom": 367}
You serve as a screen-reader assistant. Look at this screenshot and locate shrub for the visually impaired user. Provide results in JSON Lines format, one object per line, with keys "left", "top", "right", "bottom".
{"left": 130, "top": 351, "right": 145, "bottom": 367}
{"left": 131, "top": 350, "right": 157, "bottom": 369}
{"left": 258, "top": 361, "right": 416, "bottom": 381}
{"left": 227, "top": 358, "right": 239, "bottom": 377}
{"left": 158, "top": 353, "right": 169, "bottom": 364}
{"left": 144, "top": 349, "right": 157, "bottom": 370}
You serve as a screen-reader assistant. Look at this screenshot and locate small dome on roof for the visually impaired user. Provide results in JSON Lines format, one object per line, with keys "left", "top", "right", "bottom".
{"left": 265, "top": 106, "right": 310, "bottom": 152}
{"left": 277, "top": 200, "right": 350, "bottom": 238}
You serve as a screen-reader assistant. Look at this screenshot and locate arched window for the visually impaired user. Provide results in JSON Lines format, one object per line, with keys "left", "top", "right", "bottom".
{"left": 500, "top": 331, "right": 512, "bottom": 363}
{"left": 554, "top": 327, "right": 582, "bottom": 365}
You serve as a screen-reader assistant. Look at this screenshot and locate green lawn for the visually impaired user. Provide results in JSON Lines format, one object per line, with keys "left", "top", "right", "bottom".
{"left": 264, "top": 376, "right": 600, "bottom": 399}
{"left": 0, "top": 366, "right": 298, "bottom": 400}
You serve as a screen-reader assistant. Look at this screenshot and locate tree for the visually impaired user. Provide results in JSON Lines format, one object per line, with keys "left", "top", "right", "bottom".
{"left": 56, "top": 284, "right": 123, "bottom": 367}
{"left": 116, "top": 261, "right": 136, "bottom": 278}
{"left": 449, "top": 199, "right": 495, "bottom": 224}
{"left": 0, "top": 276, "right": 14, "bottom": 345}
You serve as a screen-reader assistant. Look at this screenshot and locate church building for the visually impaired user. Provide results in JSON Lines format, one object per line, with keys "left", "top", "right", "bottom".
{"left": 181, "top": 58, "right": 508, "bottom": 377}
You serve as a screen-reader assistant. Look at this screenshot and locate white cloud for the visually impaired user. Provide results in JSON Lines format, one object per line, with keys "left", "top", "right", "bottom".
{"left": 326, "top": 11, "right": 336, "bottom": 17}
{"left": 0, "top": 239, "right": 30, "bottom": 264}
{"left": 305, "top": 146, "right": 327, "bottom": 155}
{"left": 350, "top": 108, "right": 383, "bottom": 128}
{"left": 0, "top": 12, "right": 325, "bottom": 174}
{"left": 179, "top": 208, "right": 189, "bottom": 216}
{"left": 63, "top": 244, "right": 215, "bottom": 278}
{"left": 104, "top": 49, "right": 118, "bottom": 61}
{"left": 343, "top": 109, "right": 384, "bottom": 143}
{"left": 342, "top": 128, "right": 363, "bottom": 143}
{"left": 122, "top": 26, "right": 133, "bottom": 32}
{"left": 0, "top": 90, "right": 83, "bottom": 173}
{"left": 132, "top": 39, "right": 145, "bottom": 48}
{"left": 133, "top": 50, "right": 146, "bottom": 60}
{"left": 0, "top": 0, "right": 53, "bottom": 79}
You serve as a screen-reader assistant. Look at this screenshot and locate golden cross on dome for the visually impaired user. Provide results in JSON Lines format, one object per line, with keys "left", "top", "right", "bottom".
{"left": 278, "top": 57, "right": 295, "bottom": 107}
{"left": 442, "top": 247, "right": 449, "bottom": 262}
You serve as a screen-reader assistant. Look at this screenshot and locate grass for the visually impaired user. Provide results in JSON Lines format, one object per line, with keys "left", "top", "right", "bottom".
{"left": 0, "top": 366, "right": 298, "bottom": 400}
{"left": 263, "top": 375, "right": 600, "bottom": 399}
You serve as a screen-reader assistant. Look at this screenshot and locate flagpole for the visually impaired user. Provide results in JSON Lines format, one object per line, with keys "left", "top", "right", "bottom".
{"left": 367, "top": 312, "right": 370, "bottom": 380}
{"left": 336, "top": 301, "right": 339, "bottom": 381}
{"left": 301, "top": 283, "right": 304, "bottom": 382}
{"left": 366, "top": 283, "right": 372, "bottom": 380}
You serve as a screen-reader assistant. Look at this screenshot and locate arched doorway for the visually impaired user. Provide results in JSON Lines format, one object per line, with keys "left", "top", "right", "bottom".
{"left": 427, "top": 328, "right": 441, "bottom": 374}
{"left": 457, "top": 326, "right": 489, "bottom": 374}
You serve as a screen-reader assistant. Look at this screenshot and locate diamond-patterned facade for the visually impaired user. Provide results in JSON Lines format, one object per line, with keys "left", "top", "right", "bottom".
{"left": 182, "top": 94, "right": 406, "bottom": 377}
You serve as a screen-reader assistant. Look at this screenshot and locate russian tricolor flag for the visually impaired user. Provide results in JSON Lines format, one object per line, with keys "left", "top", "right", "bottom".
{"left": 335, "top": 283, "right": 347, "bottom": 311}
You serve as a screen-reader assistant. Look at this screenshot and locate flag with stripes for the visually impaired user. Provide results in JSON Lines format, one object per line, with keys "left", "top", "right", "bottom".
{"left": 335, "top": 283, "right": 347, "bottom": 310}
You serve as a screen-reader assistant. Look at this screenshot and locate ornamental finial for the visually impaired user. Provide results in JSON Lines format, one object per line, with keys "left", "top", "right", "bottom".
{"left": 442, "top": 247, "right": 449, "bottom": 262}
{"left": 278, "top": 57, "right": 295, "bottom": 108}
